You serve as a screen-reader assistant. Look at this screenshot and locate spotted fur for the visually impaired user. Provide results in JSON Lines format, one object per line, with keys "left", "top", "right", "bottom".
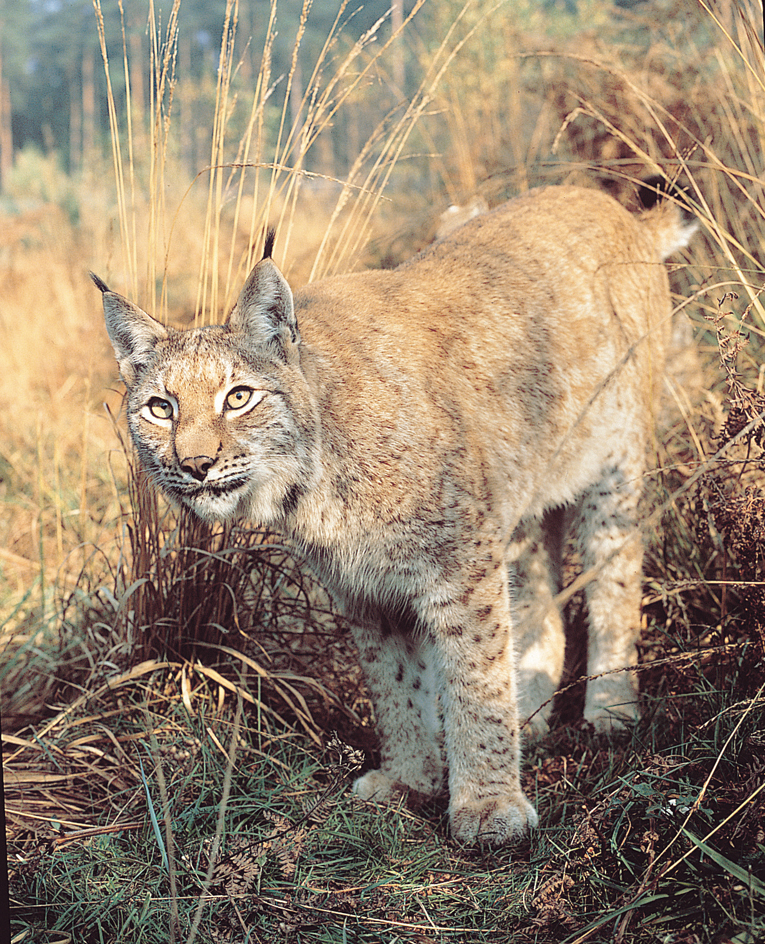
{"left": 98, "top": 185, "right": 695, "bottom": 846}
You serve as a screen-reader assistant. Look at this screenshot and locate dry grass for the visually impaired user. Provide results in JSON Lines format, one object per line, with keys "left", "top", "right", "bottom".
{"left": 4, "top": 0, "right": 765, "bottom": 941}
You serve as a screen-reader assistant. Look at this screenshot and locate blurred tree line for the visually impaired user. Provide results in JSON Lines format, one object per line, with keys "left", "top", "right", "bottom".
{"left": 0, "top": 0, "right": 412, "bottom": 189}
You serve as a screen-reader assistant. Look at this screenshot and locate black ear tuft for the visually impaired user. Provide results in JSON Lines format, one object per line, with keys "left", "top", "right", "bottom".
{"left": 90, "top": 271, "right": 111, "bottom": 294}
{"left": 263, "top": 228, "right": 276, "bottom": 261}
{"left": 228, "top": 246, "right": 299, "bottom": 356}
{"left": 97, "top": 279, "right": 169, "bottom": 388}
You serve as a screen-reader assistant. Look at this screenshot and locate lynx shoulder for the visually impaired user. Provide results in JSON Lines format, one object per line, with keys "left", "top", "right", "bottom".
{"left": 97, "top": 184, "right": 696, "bottom": 846}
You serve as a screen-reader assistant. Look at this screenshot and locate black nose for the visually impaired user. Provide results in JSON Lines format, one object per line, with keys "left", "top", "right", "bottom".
{"left": 181, "top": 455, "right": 214, "bottom": 481}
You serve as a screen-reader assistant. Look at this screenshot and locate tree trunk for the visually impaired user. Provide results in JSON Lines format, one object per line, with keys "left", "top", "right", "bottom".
{"left": 392, "top": 0, "right": 404, "bottom": 97}
{"left": 82, "top": 43, "right": 96, "bottom": 166}
{"left": 289, "top": 54, "right": 304, "bottom": 162}
{"left": 69, "top": 57, "right": 82, "bottom": 173}
{"left": 129, "top": 28, "right": 144, "bottom": 126}
{"left": 179, "top": 34, "right": 194, "bottom": 176}
{"left": 0, "top": 34, "right": 13, "bottom": 188}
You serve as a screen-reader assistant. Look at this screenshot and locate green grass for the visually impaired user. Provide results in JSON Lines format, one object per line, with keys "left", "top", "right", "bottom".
{"left": 9, "top": 662, "right": 765, "bottom": 942}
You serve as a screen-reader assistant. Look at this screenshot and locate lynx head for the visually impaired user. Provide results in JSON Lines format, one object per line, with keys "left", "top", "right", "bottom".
{"left": 95, "top": 233, "right": 317, "bottom": 526}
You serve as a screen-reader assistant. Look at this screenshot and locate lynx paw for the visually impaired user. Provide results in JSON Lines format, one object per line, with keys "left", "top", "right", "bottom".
{"left": 585, "top": 705, "right": 639, "bottom": 733}
{"left": 353, "top": 768, "right": 443, "bottom": 809}
{"left": 584, "top": 678, "right": 639, "bottom": 733}
{"left": 352, "top": 769, "right": 404, "bottom": 804}
{"left": 449, "top": 794, "right": 538, "bottom": 847}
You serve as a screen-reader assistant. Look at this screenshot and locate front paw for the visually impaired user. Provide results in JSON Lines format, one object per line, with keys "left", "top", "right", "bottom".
{"left": 352, "top": 768, "right": 441, "bottom": 808}
{"left": 352, "top": 769, "right": 404, "bottom": 803}
{"left": 449, "top": 793, "right": 538, "bottom": 847}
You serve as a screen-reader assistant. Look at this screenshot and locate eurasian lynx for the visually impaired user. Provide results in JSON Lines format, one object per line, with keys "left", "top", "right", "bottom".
{"left": 96, "top": 184, "right": 695, "bottom": 846}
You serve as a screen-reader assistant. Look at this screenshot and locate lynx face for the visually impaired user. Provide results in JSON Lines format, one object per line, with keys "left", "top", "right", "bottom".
{"left": 98, "top": 185, "right": 695, "bottom": 846}
{"left": 99, "top": 278, "right": 320, "bottom": 527}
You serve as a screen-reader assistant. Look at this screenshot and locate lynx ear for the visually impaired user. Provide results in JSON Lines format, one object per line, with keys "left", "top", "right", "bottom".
{"left": 92, "top": 273, "right": 168, "bottom": 389}
{"left": 227, "top": 230, "right": 299, "bottom": 358}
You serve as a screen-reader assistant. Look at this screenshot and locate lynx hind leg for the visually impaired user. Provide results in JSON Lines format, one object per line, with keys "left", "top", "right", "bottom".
{"left": 574, "top": 462, "right": 643, "bottom": 732}
{"left": 509, "top": 510, "right": 566, "bottom": 736}
{"left": 350, "top": 616, "right": 446, "bottom": 804}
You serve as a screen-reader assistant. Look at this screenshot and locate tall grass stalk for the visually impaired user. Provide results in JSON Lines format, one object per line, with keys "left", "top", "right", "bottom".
{"left": 147, "top": 0, "right": 182, "bottom": 319}
{"left": 311, "top": 0, "right": 497, "bottom": 281}
{"left": 197, "top": 0, "right": 239, "bottom": 324}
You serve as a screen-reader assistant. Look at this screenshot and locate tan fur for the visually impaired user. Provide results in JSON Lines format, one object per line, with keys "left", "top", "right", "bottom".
{"left": 98, "top": 185, "right": 695, "bottom": 846}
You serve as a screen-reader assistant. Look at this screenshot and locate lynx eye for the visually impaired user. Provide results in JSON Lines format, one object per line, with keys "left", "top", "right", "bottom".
{"left": 225, "top": 386, "right": 254, "bottom": 411}
{"left": 148, "top": 397, "right": 174, "bottom": 420}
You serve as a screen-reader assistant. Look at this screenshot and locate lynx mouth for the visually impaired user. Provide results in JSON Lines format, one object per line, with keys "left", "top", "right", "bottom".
{"left": 167, "top": 476, "right": 250, "bottom": 503}
{"left": 196, "top": 478, "right": 249, "bottom": 497}
{"left": 162, "top": 477, "right": 251, "bottom": 525}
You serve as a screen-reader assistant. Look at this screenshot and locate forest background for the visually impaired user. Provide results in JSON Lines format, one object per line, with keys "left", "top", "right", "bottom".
{"left": 0, "top": 0, "right": 412, "bottom": 192}
{"left": 3, "top": 1, "right": 765, "bottom": 942}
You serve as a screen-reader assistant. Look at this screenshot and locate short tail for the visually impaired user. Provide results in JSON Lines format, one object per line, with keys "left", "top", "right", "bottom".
{"left": 637, "top": 176, "right": 698, "bottom": 261}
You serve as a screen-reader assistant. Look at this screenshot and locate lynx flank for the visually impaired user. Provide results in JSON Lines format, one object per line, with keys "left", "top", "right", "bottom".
{"left": 97, "top": 184, "right": 695, "bottom": 846}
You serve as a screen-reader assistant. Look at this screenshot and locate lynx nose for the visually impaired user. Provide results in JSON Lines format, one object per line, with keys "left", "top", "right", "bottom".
{"left": 181, "top": 455, "right": 215, "bottom": 482}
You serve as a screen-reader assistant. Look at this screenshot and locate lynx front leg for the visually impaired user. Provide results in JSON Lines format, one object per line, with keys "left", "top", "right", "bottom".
{"left": 350, "top": 615, "right": 446, "bottom": 803}
{"left": 424, "top": 553, "right": 538, "bottom": 846}
{"left": 509, "top": 510, "right": 566, "bottom": 735}
{"left": 575, "top": 463, "right": 643, "bottom": 731}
